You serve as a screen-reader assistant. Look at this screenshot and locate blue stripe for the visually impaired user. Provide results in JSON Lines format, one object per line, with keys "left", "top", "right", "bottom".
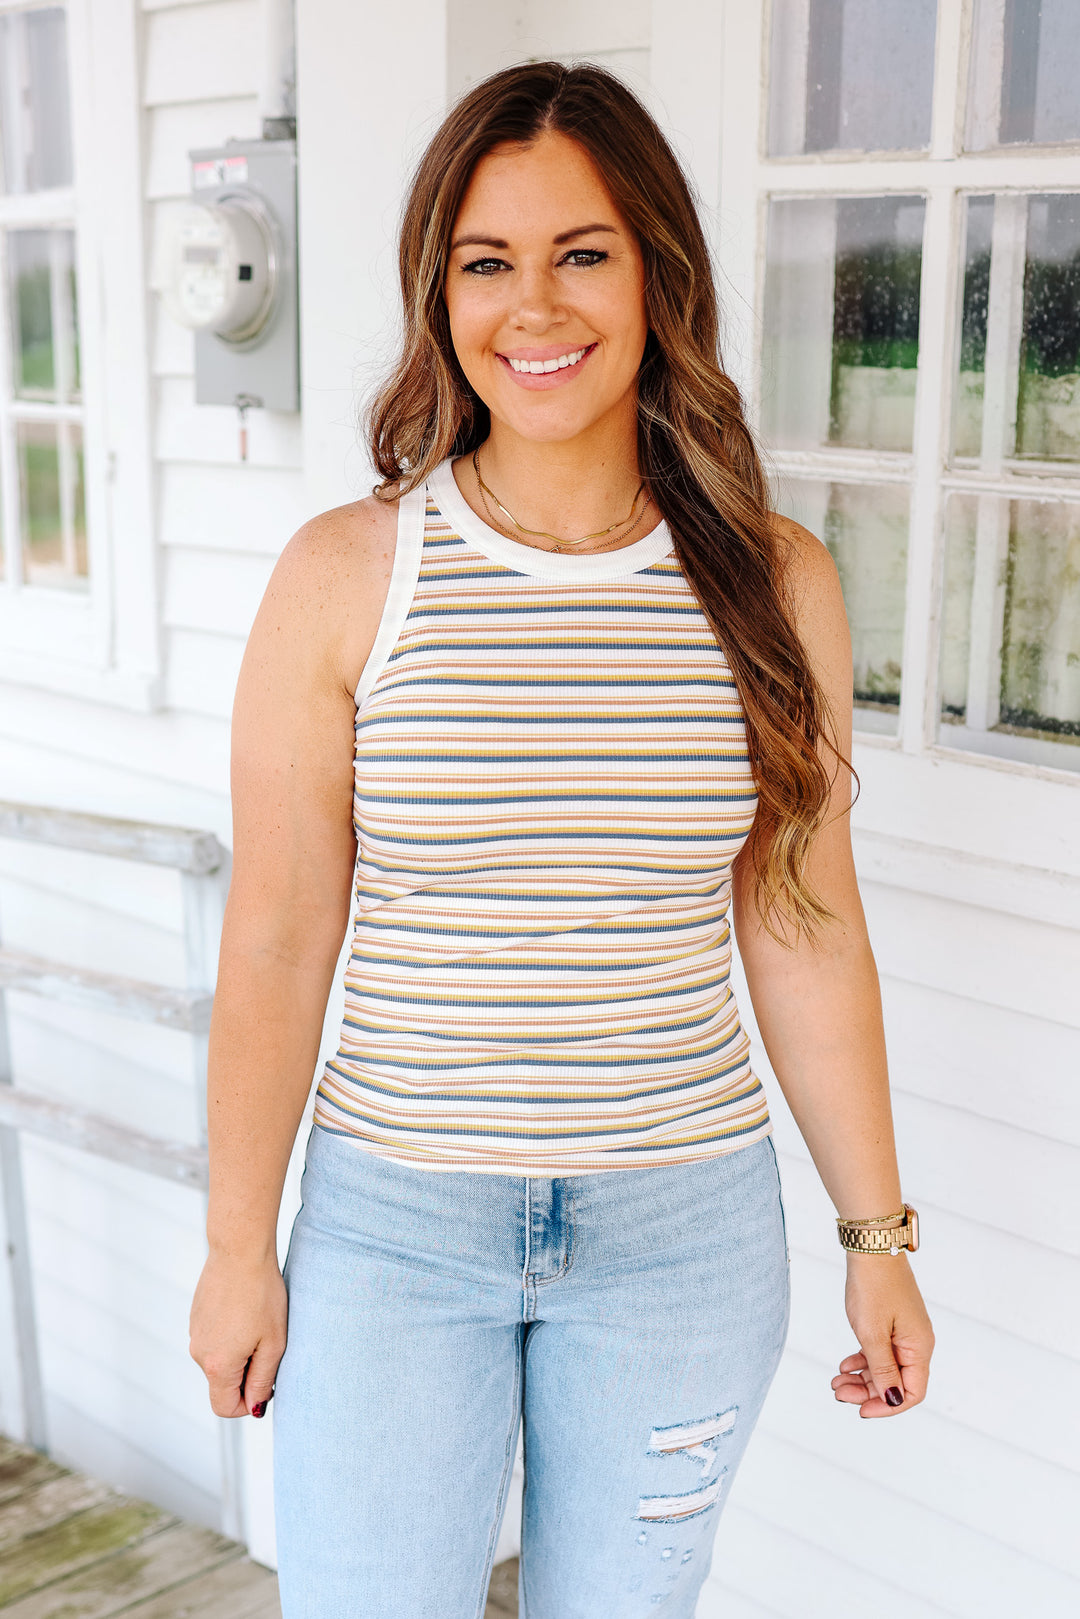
{"left": 404, "top": 602, "right": 705, "bottom": 618}
{"left": 374, "top": 675, "right": 739, "bottom": 690}
{"left": 357, "top": 753, "right": 749, "bottom": 765}
{"left": 357, "top": 712, "right": 738, "bottom": 727}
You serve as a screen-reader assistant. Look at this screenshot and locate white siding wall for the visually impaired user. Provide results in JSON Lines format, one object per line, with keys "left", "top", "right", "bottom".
{"left": 1, "top": 0, "right": 1077, "bottom": 1609}
{"left": 720, "top": 847, "right": 1080, "bottom": 1617}
{"left": 0, "top": 0, "right": 305, "bottom": 1534}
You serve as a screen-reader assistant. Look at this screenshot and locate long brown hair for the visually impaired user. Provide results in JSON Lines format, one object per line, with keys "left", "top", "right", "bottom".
{"left": 367, "top": 61, "right": 848, "bottom": 941}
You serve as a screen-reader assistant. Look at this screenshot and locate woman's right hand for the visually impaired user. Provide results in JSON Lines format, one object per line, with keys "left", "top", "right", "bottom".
{"left": 189, "top": 1251, "right": 288, "bottom": 1418}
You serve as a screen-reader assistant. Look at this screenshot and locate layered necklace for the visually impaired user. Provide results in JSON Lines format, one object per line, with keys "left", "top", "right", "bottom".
{"left": 471, "top": 448, "right": 652, "bottom": 555}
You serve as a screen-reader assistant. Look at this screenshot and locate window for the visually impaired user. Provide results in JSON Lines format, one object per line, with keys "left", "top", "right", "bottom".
{"left": 0, "top": 5, "right": 86, "bottom": 592}
{"left": 966, "top": 0, "right": 1080, "bottom": 150}
{"left": 768, "top": 0, "right": 938, "bottom": 157}
{"left": 757, "top": 0, "right": 1080, "bottom": 772}
{"left": 0, "top": 1, "right": 158, "bottom": 706}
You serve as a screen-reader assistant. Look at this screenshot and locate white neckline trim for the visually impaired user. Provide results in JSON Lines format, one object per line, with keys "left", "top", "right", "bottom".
{"left": 427, "top": 457, "right": 674, "bottom": 580}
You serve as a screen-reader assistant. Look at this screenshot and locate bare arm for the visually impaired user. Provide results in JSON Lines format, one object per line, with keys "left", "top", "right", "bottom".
{"left": 733, "top": 519, "right": 934, "bottom": 1418}
{"left": 189, "top": 494, "right": 397, "bottom": 1417}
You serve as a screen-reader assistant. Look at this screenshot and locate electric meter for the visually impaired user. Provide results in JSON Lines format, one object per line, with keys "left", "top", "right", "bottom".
{"left": 166, "top": 198, "right": 278, "bottom": 344}
{"left": 151, "top": 137, "right": 299, "bottom": 414}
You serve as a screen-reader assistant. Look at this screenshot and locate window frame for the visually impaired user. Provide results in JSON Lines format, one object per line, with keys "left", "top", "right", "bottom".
{"left": 0, "top": 0, "right": 160, "bottom": 710}
{"left": 718, "top": 0, "right": 1080, "bottom": 780}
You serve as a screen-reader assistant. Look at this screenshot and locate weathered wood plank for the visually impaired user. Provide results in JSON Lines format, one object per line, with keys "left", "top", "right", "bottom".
{"left": 0, "top": 1521, "right": 242, "bottom": 1619}
{"left": 0, "top": 1475, "right": 115, "bottom": 1552}
{"left": 0, "top": 951, "right": 212, "bottom": 1033}
{"left": 0, "top": 1089, "right": 208, "bottom": 1190}
{"left": 486, "top": 1558, "right": 518, "bottom": 1616}
{"left": 0, "top": 804, "right": 225, "bottom": 875}
{"left": 0, "top": 1495, "right": 172, "bottom": 1607}
{"left": 232, "top": 1599, "right": 284, "bottom": 1619}
{"left": 0, "top": 1447, "right": 65, "bottom": 1509}
{"left": 108, "top": 1555, "right": 279, "bottom": 1618}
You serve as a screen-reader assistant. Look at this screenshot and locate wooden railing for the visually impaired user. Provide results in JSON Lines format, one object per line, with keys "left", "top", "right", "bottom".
{"left": 0, "top": 801, "right": 228, "bottom": 1457}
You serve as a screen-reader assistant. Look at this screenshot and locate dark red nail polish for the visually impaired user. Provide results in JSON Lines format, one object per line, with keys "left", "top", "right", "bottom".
{"left": 252, "top": 1401, "right": 266, "bottom": 1419}
{"left": 885, "top": 1386, "right": 904, "bottom": 1407}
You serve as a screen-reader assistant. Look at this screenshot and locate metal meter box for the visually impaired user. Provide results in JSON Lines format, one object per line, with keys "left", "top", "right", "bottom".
{"left": 187, "top": 137, "right": 299, "bottom": 412}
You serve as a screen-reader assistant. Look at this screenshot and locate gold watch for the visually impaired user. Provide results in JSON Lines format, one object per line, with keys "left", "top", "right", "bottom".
{"left": 836, "top": 1203, "right": 919, "bottom": 1255}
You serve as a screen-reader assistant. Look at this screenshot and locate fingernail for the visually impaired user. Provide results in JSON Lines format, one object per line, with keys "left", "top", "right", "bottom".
{"left": 885, "top": 1386, "right": 904, "bottom": 1407}
{"left": 251, "top": 1401, "right": 266, "bottom": 1419}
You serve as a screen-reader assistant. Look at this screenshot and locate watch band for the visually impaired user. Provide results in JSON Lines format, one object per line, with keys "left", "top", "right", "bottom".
{"left": 837, "top": 1203, "right": 919, "bottom": 1254}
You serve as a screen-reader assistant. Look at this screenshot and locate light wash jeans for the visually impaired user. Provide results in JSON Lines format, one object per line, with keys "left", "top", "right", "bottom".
{"left": 273, "top": 1124, "right": 791, "bottom": 1618}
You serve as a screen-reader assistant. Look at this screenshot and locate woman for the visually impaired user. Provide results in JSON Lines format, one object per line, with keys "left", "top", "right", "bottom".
{"left": 190, "top": 61, "right": 934, "bottom": 1618}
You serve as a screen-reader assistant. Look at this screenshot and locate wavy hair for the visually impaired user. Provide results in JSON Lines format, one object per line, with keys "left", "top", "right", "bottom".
{"left": 366, "top": 60, "right": 850, "bottom": 941}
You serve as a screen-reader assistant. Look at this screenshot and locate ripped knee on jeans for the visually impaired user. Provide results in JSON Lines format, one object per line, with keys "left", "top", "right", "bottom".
{"left": 634, "top": 1408, "right": 737, "bottom": 1523}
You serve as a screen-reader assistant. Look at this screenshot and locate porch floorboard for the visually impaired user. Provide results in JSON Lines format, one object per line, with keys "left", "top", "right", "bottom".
{"left": 0, "top": 1437, "right": 519, "bottom": 1615}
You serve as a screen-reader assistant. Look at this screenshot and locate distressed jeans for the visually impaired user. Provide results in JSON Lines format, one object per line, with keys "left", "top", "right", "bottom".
{"left": 273, "top": 1124, "right": 791, "bottom": 1618}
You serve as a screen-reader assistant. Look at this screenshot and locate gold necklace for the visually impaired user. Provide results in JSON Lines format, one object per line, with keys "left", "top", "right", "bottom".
{"left": 472, "top": 448, "right": 648, "bottom": 554}
{"left": 477, "top": 472, "right": 651, "bottom": 555}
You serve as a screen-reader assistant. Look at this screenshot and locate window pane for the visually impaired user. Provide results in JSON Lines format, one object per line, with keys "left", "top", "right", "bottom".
{"left": 1018, "top": 195, "right": 1080, "bottom": 461}
{"left": 0, "top": 8, "right": 74, "bottom": 193}
{"left": 768, "top": 0, "right": 937, "bottom": 156}
{"left": 939, "top": 494, "right": 1080, "bottom": 766}
{"left": 17, "top": 419, "right": 87, "bottom": 590}
{"left": 776, "top": 478, "right": 909, "bottom": 733}
{"left": 763, "top": 196, "right": 925, "bottom": 454}
{"left": 967, "top": 0, "right": 1080, "bottom": 150}
{"left": 8, "top": 228, "right": 80, "bottom": 402}
{"left": 1003, "top": 502, "right": 1080, "bottom": 734}
{"left": 952, "top": 193, "right": 1080, "bottom": 467}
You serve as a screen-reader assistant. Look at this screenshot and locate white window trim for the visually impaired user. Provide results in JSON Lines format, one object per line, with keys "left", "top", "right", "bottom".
{"left": 0, "top": 0, "right": 160, "bottom": 711}
{"left": 716, "top": 0, "right": 1080, "bottom": 792}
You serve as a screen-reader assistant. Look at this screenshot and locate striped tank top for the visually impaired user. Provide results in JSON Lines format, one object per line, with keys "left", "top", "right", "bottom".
{"left": 313, "top": 457, "right": 771, "bottom": 1173}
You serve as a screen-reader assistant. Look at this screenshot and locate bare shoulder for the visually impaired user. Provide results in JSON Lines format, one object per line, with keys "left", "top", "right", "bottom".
{"left": 769, "top": 512, "right": 840, "bottom": 605}
{"left": 274, "top": 490, "right": 399, "bottom": 597}
{"left": 252, "top": 490, "right": 401, "bottom": 697}
{"left": 768, "top": 510, "right": 852, "bottom": 707}
{"left": 768, "top": 511, "right": 846, "bottom": 636}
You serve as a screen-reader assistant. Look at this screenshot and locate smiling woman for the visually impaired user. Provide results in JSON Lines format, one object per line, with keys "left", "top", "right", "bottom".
{"left": 446, "top": 140, "right": 646, "bottom": 436}
{"left": 189, "top": 59, "right": 935, "bottom": 1619}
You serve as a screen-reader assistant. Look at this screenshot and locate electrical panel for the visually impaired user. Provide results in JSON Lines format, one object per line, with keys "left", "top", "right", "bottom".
{"left": 159, "top": 137, "right": 299, "bottom": 415}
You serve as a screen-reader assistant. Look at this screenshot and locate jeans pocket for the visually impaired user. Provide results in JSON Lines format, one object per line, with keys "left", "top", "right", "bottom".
{"left": 765, "top": 1135, "right": 790, "bottom": 1267}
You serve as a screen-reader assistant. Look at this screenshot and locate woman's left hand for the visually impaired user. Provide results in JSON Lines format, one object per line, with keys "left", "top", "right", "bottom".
{"left": 831, "top": 1253, "right": 935, "bottom": 1417}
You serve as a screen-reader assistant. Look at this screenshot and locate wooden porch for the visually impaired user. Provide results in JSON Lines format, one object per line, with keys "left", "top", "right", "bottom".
{"left": 0, "top": 1436, "right": 519, "bottom": 1616}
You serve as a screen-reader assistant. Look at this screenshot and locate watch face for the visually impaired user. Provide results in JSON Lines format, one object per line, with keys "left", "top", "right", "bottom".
{"left": 908, "top": 1206, "right": 919, "bottom": 1252}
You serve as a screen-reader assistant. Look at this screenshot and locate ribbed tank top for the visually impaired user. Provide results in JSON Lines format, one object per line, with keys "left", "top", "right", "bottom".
{"left": 312, "top": 457, "right": 771, "bottom": 1173}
